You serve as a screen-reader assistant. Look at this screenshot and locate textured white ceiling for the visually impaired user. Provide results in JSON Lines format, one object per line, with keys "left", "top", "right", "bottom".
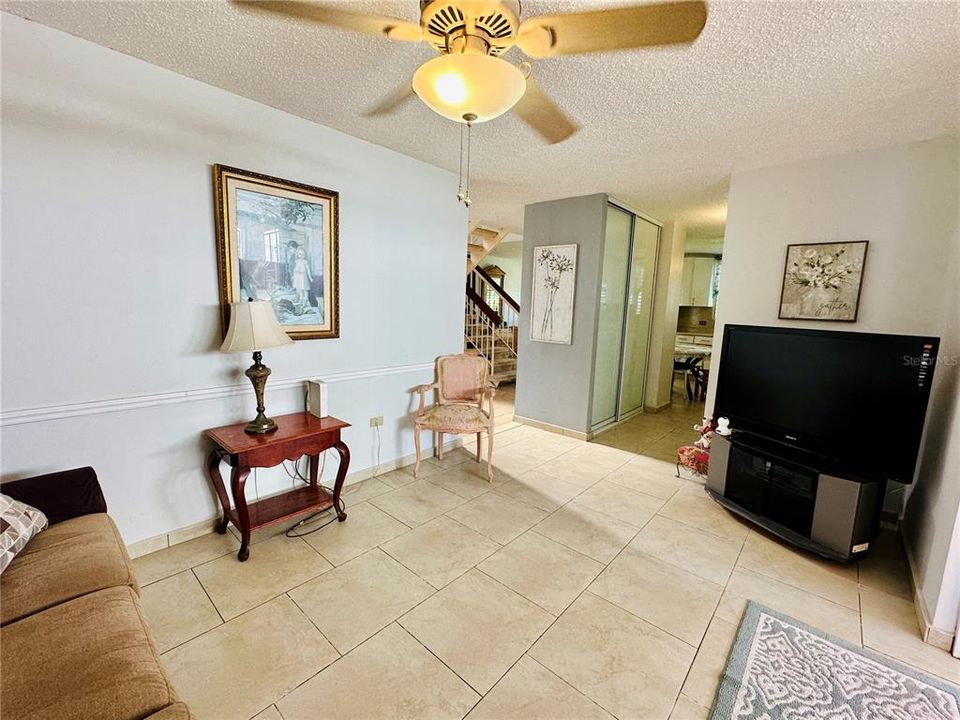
{"left": 4, "top": 0, "right": 958, "bottom": 234}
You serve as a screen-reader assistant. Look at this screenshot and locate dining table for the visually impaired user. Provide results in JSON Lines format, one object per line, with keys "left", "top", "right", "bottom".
{"left": 674, "top": 342, "right": 712, "bottom": 360}
{"left": 674, "top": 342, "right": 712, "bottom": 401}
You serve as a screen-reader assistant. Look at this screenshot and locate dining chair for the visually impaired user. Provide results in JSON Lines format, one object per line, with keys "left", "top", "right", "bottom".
{"left": 413, "top": 354, "right": 498, "bottom": 481}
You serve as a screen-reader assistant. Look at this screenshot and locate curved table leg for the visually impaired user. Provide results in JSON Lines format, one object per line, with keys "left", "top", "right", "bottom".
{"left": 332, "top": 441, "right": 350, "bottom": 522}
{"left": 230, "top": 465, "right": 252, "bottom": 561}
{"left": 206, "top": 450, "right": 232, "bottom": 535}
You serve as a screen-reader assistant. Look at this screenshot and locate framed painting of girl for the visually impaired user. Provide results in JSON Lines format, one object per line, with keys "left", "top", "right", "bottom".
{"left": 213, "top": 164, "right": 340, "bottom": 340}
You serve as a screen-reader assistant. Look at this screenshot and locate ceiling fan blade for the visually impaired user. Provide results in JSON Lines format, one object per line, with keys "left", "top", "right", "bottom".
{"left": 232, "top": 1, "right": 423, "bottom": 42}
{"left": 363, "top": 84, "right": 416, "bottom": 117}
{"left": 512, "top": 80, "right": 579, "bottom": 145}
{"left": 516, "top": 1, "right": 707, "bottom": 58}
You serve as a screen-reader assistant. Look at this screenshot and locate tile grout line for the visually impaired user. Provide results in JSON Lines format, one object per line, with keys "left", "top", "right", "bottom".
{"left": 523, "top": 655, "right": 621, "bottom": 719}
{"left": 266, "top": 531, "right": 465, "bottom": 710}
{"left": 392, "top": 621, "right": 488, "bottom": 706}
{"left": 155, "top": 427, "right": 698, "bottom": 713}
{"left": 732, "top": 534, "right": 863, "bottom": 616}
{"left": 670, "top": 519, "right": 752, "bottom": 714}
{"left": 450, "top": 477, "right": 669, "bottom": 718}
{"left": 365, "top": 451, "right": 664, "bottom": 715}
{"left": 285, "top": 590, "right": 343, "bottom": 656}
{"left": 190, "top": 565, "right": 227, "bottom": 626}
{"left": 526, "top": 525, "right": 628, "bottom": 566}
{"left": 170, "top": 424, "right": 952, "bottom": 715}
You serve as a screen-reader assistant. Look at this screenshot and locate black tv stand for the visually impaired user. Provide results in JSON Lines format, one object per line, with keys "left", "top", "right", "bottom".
{"left": 707, "top": 434, "right": 885, "bottom": 561}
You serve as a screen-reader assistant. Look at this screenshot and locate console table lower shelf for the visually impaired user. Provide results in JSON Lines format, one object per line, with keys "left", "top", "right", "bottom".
{"left": 203, "top": 413, "right": 352, "bottom": 561}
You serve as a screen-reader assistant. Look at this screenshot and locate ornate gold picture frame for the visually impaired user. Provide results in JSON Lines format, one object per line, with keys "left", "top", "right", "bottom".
{"left": 213, "top": 164, "right": 339, "bottom": 340}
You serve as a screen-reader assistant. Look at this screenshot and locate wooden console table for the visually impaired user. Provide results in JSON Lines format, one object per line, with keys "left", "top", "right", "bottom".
{"left": 204, "top": 413, "right": 351, "bottom": 561}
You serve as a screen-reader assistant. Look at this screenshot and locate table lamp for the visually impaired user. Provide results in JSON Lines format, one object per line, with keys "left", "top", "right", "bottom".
{"left": 220, "top": 300, "right": 293, "bottom": 434}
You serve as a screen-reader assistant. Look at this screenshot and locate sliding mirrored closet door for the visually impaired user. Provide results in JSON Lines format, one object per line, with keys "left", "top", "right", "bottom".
{"left": 618, "top": 215, "right": 660, "bottom": 416}
{"left": 591, "top": 204, "right": 661, "bottom": 431}
{"left": 591, "top": 206, "right": 632, "bottom": 428}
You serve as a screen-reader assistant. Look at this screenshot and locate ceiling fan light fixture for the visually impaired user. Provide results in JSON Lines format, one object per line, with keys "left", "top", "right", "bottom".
{"left": 411, "top": 54, "right": 526, "bottom": 124}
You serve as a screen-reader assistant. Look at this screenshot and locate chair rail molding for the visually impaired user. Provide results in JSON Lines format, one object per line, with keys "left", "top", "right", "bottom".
{"left": 0, "top": 361, "right": 435, "bottom": 427}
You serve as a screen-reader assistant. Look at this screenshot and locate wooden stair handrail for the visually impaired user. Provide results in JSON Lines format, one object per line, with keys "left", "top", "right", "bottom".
{"left": 466, "top": 285, "right": 503, "bottom": 326}
{"left": 473, "top": 266, "right": 520, "bottom": 312}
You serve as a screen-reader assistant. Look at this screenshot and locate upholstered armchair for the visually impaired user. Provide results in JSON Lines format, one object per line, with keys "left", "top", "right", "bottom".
{"left": 414, "top": 354, "right": 498, "bottom": 481}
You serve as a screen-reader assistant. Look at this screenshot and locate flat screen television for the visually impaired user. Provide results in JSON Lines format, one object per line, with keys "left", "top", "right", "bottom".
{"left": 713, "top": 325, "right": 939, "bottom": 483}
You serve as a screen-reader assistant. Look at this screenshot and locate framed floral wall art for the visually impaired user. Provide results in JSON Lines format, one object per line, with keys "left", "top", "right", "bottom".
{"left": 213, "top": 165, "right": 339, "bottom": 340}
{"left": 530, "top": 244, "right": 578, "bottom": 344}
{"left": 778, "top": 241, "right": 868, "bottom": 322}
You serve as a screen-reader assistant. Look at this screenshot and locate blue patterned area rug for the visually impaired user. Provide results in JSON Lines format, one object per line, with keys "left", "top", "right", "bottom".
{"left": 710, "top": 601, "right": 960, "bottom": 720}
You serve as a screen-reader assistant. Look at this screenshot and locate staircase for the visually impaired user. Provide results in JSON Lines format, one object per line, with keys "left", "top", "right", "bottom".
{"left": 465, "top": 266, "right": 520, "bottom": 383}
{"left": 467, "top": 222, "right": 508, "bottom": 272}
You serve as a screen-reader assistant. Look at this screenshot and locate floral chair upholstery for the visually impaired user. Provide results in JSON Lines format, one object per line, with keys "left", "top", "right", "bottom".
{"left": 414, "top": 354, "right": 498, "bottom": 481}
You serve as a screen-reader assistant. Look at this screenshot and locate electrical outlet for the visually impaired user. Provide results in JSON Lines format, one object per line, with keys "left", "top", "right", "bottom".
{"left": 369, "top": 415, "right": 384, "bottom": 428}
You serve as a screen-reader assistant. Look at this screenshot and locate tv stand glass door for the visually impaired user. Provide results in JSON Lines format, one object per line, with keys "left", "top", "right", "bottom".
{"left": 724, "top": 444, "right": 818, "bottom": 536}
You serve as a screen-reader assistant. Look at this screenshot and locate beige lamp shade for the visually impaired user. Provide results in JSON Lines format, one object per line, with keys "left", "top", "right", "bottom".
{"left": 220, "top": 301, "right": 294, "bottom": 353}
{"left": 412, "top": 54, "right": 527, "bottom": 124}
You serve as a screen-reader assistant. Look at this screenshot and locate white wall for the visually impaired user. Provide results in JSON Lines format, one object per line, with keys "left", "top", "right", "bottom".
{"left": 706, "top": 136, "right": 960, "bottom": 634}
{"left": 683, "top": 236, "right": 724, "bottom": 254}
{"left": 481, "top": 238, "right": 522, "bottom": 303}
{"left": 0, "top": 15, "right": 466, "bottom": 545}
{"left": 645, "top": 221, "right": 686, "bottom": 410}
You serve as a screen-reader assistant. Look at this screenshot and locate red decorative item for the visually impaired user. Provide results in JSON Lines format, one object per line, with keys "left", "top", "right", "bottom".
{"left": 676, "top": 417, "right": 714, "bottom": 477}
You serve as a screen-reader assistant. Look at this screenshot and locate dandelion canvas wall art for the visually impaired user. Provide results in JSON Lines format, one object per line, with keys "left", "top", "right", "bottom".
{"left": 779, "top": 241, "right": 868, "bottom": 322}
{"left": 530, "top": 244, "right": 578, "bottom": 344}
{"left": 213, "top": 165, "right": 339, "bottom": 340}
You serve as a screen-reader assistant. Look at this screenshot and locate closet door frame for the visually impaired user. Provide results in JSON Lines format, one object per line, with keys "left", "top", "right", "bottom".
{"left": 616, "top": 208, "right": 661, "bottom": 421}
{"left": 603, "top": 201, "right": 661, "bottom": 429}
{"left": 591, "top": 204, "right": 634, "bottom": 431}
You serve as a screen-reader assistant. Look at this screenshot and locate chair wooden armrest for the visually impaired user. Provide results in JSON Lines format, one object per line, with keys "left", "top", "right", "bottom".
{"left": 481, "top": 380, "right": 498, "bottom": 417}
{"left": 415, "top": 383, "right": 439, "bottom": 415}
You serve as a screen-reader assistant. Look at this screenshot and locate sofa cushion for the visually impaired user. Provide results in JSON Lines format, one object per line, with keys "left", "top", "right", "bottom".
{"left": 1, "top": 585, "right": 180, "bottom": 720}
{"left": 1, "top": 513, "right": 138, "bottom": 626}
{"left": 0, "top": 494, "right": 48, "bottom": 573}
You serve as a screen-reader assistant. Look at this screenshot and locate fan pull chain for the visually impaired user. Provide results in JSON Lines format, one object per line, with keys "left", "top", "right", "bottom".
{"left": 459, "top": 113, "right": 476, "bottom": 208}
{"left": 464, "top": 118, "right": 472, "bottom": 207}
{"left": 457, "top": 121, "right": 465, "bottom": 203}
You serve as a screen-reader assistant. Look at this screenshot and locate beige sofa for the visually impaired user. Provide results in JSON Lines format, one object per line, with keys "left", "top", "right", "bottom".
{"left": 1, "top": 467, "right": 193, "bottom": 720}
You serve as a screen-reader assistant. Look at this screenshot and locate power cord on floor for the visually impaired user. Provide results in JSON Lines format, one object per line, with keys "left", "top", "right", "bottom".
{"left": 284, "top": 495, "right": 346, "bottom": 538}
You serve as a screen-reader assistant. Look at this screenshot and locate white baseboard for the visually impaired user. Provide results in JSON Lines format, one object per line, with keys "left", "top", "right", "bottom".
{"left": 512, "top": 414, "right": 589, "bottom": 442}
{"left": 901, "top": 527, "right": 956, "bottom": 653}
{"left": 126, "top": 435, "right": 464, "bottom": 559}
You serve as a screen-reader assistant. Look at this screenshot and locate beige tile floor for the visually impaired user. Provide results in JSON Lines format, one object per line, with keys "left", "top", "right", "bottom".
{"left": 491, "top": 382, "right": 516, "bottom": 426}
{"left": 135, "top": 422, "right": 959, "bottom": 720}
{"left": 593, "top": 388, "right": 707, "bottom": 463}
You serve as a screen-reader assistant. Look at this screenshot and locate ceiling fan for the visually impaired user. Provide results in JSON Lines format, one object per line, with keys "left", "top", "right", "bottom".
{"left": 234, "top": 0, "right": 708, "bottom": 145}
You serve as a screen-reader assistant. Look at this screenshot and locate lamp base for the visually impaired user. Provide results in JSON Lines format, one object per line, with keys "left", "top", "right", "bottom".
{"left": 245, "top": 412, "right": 278, "bottom": 435}
{"left": 243, "top": 351, "right": 279, "bottom": 434}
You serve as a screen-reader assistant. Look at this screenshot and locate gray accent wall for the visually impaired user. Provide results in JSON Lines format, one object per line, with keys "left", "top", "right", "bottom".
{"left": 515, "top": 194, "right": 608, "bottom": 434}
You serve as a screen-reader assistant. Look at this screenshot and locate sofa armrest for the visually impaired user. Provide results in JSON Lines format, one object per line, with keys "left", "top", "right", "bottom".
{"left": 145, "top": 703, "right": 196, "bottom": 720}
{"left": 1, "top": 466, "right": 107, "bottom": 524}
